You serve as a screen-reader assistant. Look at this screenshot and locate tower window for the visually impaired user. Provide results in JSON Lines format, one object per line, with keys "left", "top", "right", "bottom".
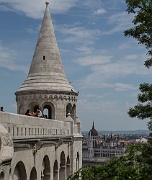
{"left": 43, "top": 56, "right": 45, "bottom": 60}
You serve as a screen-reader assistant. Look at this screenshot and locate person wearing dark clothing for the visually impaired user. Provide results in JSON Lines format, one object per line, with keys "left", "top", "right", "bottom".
{"left": 0, "top": 107, "right": 4, "bottom": 111}
{"left": 25, "top": 109, "right": 32, "bottom": 116}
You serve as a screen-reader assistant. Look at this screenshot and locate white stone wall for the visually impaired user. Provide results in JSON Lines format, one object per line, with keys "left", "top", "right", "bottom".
{"left": 0, "top": 111, "right": 82, "bottom": 180}
{"left": 11, "top": 144, "right": 70, "bottom": 180}
{"left": 0, "top": 111, "right": 73, "bottom": 138}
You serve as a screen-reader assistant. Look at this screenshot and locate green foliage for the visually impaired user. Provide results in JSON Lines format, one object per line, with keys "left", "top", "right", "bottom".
{"left": 68, "top": 144, "right": 152, "bottom": 180}
{"left": 127, "top": 84, "right": 152, "bottom": 144}
{"left": 125, "top": 0, "right": 152, "bottom": 132}
{"left": 128, "top": 83, "right": 152, "bottom": 119}
{"left": 124, "top": 0, "right": 152, "bottom": 68}
{"left": 128, "top": 83, "right": 152, "bottom": 142}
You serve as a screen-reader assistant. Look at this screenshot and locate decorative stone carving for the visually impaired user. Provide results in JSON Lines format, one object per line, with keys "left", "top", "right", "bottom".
{"left": 0, "top": 123, "right": 14, "bottom": 166}
{"left": 0, "top": 132, "right": 13, "bottom": 147}
{"left": 17, "top": 93, "right": 77, "bottom": 102}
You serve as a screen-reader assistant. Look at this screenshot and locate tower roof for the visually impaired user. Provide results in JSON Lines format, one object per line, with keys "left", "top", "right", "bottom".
{"left": 16, "top": 2, "right": 77, "bottom": 95}
{"left": 88, "top": 121, "right": 98, "bottom": 136}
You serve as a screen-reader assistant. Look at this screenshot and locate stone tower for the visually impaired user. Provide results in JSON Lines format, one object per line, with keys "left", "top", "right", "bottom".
{"left": 15, "top": 2, "right": 78, "bottom": 122}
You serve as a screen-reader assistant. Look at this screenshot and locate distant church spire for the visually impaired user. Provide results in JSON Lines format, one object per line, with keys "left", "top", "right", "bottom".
{"left": 45, "top": 1, "right": 49, "bottom": 6}
{"left": 92, "top": 120, "right": 94, "bottom": 129}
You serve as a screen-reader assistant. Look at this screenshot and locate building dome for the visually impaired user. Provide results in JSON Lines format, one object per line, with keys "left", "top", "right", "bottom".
{"left": 88, "top": 121, "right": 98, "bottom": 136}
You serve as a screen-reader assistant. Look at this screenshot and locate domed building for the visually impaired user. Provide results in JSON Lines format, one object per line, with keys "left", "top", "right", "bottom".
{"left": 82, "top": 122, "right": 125, "bottom": 165}
{"left": 88, "top": 121, "right": 101, "bottom": 150}
{"left": 82, "top": 121, "right": 101, "bottom": 160}
{"left": 88, "top": 121, "right": 98, "bottom": 137}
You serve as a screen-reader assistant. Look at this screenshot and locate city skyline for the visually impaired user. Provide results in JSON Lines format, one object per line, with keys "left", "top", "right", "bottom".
{"left": 0, "top": 0, "right": 151, "bottom": 131}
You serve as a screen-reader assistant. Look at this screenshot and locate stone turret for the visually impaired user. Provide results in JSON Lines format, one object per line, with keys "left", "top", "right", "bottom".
{"left": 15, "top": 2, "right": 78, "bottom": 121}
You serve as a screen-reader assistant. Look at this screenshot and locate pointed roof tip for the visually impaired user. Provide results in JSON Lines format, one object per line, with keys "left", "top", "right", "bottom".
{"left": 45, "top": 2, "right": 49, "bottom": 7}
{"left": 92, "top": 120, "right": 94, "bottom": 129}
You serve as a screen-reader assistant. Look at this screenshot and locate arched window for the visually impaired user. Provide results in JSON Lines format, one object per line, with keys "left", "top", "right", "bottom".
{"left": 66, "top": 156, "right": 70, "bottom": 178}
{"left": 66, "top": 104, "right": 72, "bottom": 117}
{"left": 42, "top": 103, "right": 55, "bottom": 119}
{"left": 76, "top": 152, "right": 79, "bottom": 171}
{"left": 0, "top": 171, "right": 4, "bottom": 180}
{"left": 71, "top": 104, "right": 76, "bottom": 121}
{"left": 60, "top": 151, "right": 66, "bottom": 167}
{"left": 13, "top": 161, "right": 27, "bottom": 180}
{"left": 34, "top": 105, "right": 39, "bottom": 113}
{"left": 43, "top": 105, "right": 52, "bottom": 119}
{"left": 30, "top": 167, "right": 37, "bottom": 180}
{"left": 53, "top": 160, "right": 58, "bottom": 180}
{"left": 59, "top": 151, "right": 66, "bottom": 180}
{"left": 29, "top": 103, "right": 39, "bottom": 114}
{"left": 41, "top": 155, "right": 50, "bottom": 180}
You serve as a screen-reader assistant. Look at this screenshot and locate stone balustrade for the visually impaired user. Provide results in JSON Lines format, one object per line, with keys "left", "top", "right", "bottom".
{"left": 0, "top": 111, "right": 72, "bottom": 139}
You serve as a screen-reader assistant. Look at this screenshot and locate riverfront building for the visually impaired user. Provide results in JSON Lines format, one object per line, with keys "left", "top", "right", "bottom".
{"left": 82, "top": 122, "right": 125, "bottom": 165}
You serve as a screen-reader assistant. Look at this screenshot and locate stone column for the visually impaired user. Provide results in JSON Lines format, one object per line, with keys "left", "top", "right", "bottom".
{"left": 59, "top": 166, "right": 66, "bottom": 180}
{"left": 53, "top": 170, "right": 59, "bottom": 180}
{"left": 43, "top": 173, "right": 50, "bottom": 180}
{"left": 66, "top": 164, "right": 70, "bottom": 179}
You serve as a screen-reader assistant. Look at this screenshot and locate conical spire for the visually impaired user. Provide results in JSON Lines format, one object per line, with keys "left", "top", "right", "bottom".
{"left": 92, "top": 120, "right": 94, "bottom": 129}
{"left": 16, "top": 2, "right": 77, "bottom": 94}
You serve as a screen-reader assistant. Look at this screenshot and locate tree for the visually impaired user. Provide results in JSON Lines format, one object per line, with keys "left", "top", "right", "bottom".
{"left": 68, "top": 144, "right": 152, "bottom": 180}
{"left": 124, "top": 0, "right": 152, "bottom": 68}
{"left": 125, "top": 0, "right": 152, "bottom": 139}
{"left": 128, "top": 83, "right": 152, "bottom": 119}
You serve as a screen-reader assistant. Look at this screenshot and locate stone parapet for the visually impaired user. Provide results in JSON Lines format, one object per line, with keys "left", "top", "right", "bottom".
{"left": 0, "top": 111, "right": 79, "bottom": 139}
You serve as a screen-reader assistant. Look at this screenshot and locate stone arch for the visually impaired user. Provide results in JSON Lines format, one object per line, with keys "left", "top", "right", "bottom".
{"left": 42, "top": 102, "right": 55, "bottom": 119}
{"left": 29, "top": 103, "right": 39, "bottom": 113}
{"left": 30, "top": 167, "right": 37, "bottom": 180}
{"left": 66, "top": 156, "right": 70, "bottom": 178}
{"left": 53, "top": 160, "right": 58, "bottom": 180}
{"left": 71, "top": 104, "right": 76, "bottom": 121}
{"left": 41, "top": 155, "right": 50, "bottom": 180}
{"left": 33, "top": 105, "right": 39, "bottom": 113}
{"left": 76, "top": 152, "right": 79, "bottom": 171}
{"left": 66, "top": 103, "right": 72, "bottom": 117}
{"left": 13, "top": 161, "right": 27, "bottom": 180}
{"left": 59, "top": 151, "right": 66, "bottom": 180}
{"left": 60, "top": 151, "right": 66, "bottom": 167}
{"left": 0, "top": 171, "right": 4, "bottom": 180}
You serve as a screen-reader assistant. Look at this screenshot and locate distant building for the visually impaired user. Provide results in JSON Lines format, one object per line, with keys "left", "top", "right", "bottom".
{"left": 82, "top": 122, "right": 125, "bottom": 165}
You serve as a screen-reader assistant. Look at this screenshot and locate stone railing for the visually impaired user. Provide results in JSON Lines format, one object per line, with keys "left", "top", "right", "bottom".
{"left": 0, "top": 111, "right": 73, "bottom": 139}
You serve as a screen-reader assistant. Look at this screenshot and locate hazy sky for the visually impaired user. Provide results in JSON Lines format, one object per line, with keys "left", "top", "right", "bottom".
{"left": 0, "top": 0, "right": 151, "bottom": 131}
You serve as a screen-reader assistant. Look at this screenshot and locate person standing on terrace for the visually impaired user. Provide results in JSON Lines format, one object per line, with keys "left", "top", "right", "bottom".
{"left": 25, "top": 109, "right": 32, "bottom": 116}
